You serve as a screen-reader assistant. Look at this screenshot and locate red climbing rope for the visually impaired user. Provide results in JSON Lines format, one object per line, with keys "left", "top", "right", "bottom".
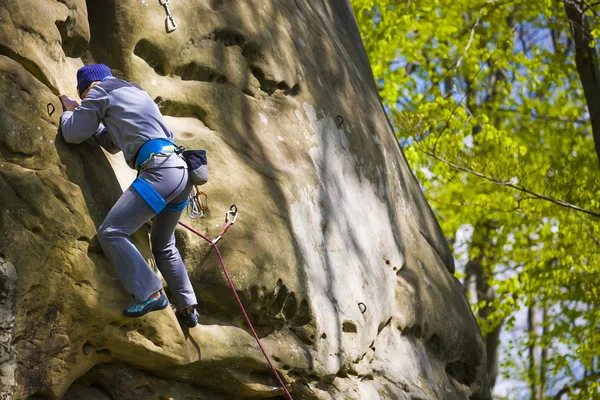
{"left": 178, "top": 206, "right": 294, "bottom": 400}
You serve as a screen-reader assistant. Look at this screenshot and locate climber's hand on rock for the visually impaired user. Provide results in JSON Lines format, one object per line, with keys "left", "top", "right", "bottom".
{"left": 59, "top": 95, "right": 79, "bottom": 112}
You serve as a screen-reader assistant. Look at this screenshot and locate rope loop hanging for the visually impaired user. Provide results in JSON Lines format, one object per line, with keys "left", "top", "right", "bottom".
{"left": 178, "top": 207, "right": 294, "bottom": 399}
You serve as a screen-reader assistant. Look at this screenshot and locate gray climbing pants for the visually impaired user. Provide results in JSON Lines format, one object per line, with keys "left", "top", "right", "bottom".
{"left": 97, "top": 155, "right": 196, "bottom": 310}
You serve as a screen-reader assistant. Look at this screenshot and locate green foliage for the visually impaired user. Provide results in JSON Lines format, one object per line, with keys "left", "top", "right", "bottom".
{"left": 351, "top": 0, "right": 600, "bottom": 397}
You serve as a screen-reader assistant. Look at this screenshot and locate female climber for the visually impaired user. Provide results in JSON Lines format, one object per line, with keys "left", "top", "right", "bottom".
{"left": 58, "top": 64, "right": 199, "bottom": 327}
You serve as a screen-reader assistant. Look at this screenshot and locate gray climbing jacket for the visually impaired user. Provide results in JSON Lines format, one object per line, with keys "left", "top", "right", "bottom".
{"left": 60, "top": 78, "right": 175, "bottom": 169}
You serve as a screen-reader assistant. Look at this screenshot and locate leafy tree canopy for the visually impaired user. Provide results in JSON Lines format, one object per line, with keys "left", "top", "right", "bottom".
{"left": 351, "top": 0, "right": 600, "bottom": 397}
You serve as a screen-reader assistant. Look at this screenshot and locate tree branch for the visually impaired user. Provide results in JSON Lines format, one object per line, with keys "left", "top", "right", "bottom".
{"left": 553, "top": 371, "right": 600, "bottom": 399}
{"left": 421, "top": 150, "right": 600, "bottom": 218}
{"left": 455, "top": 6, "right": 485, "bottom": 70}
{"left": 498, "top": 108, "right": 589, "bottom": 124}
{"left": 585, "top": 228, "right": 600, "bottom": 247}
{"left": 582, "top": 1, "right": 600, "bottom": 17}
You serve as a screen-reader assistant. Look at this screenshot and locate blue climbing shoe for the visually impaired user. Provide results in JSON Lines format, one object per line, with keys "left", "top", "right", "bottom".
{"left": 178, "top": 306, "right": 199, "bottom": 328}
{"left": 123, "top": 292, "right": 169, "bottom": 318}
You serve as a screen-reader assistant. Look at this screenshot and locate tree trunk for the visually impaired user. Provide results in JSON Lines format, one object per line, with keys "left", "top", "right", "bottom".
{"left": 564, "top": 0, "right": 600, "bottom": 166}
{"left": 528, "top": 304, "right": 542, "bottom": 400}
{"left": 465, "top": 240, "right": 503, "bottom": 391}
{"left": 540, "top": 305, "right": 548, "bottom": 396}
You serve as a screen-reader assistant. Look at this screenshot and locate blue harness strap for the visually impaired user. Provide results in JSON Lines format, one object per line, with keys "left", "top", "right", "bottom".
{"left": 131, "top": 177, "right": 166, "bottom": 214}
{"left": 136, "top": 138, "right": 178, "bottom": 169}
{"left": 165, "top": 199, "right": 188, "bottom": 211}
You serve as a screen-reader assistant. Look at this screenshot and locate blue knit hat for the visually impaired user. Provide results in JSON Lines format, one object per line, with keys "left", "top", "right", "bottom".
{"left": 76, "top": 64, "right": 112, "bottom": 95}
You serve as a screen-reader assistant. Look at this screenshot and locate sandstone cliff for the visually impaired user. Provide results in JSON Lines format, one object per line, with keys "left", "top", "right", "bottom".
{"left": 0, "top": 1, "right": 490, "bottom": 399}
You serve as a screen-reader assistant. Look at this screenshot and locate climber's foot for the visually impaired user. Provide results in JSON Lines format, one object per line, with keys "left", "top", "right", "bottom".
{"left": 123, "top": 292, "right": 168, "bottom": 318}
{"left": 178, "top": 305, "right": 199, "bottom": 328}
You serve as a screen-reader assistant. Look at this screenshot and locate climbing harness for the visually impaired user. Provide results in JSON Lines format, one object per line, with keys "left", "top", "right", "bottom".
{"left": 132, "top": 138, "right": 209, "bottom": 214}
{"left": 178, "top": 207, "right": 294, "bottom": 400}
{"left": 47, "top": 103, "right": 55, "bottom": 116}
{"left": 136, "top": 138, "right": 179, "bottom": 169}
{"left": 135, "top": 139, "right": 208, "bottom": 186}
{"left": 131, "top": 176, "right": 175, "bottom": 214}
{"left": 187, "top": 187, "right": 208, "bottom": 219}
{"left": 159, "top": 0, "right": 178, "bottom": 32}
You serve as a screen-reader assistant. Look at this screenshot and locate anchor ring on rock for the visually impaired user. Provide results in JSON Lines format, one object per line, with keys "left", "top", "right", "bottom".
{"left": 358, "top": 302, "right": 367, "bottom": 314}
{"left": 336, "top": 115, "right": 344, "bottom": 127}
{"left": 47, "top": 103, "right": 55, "bottom": 116}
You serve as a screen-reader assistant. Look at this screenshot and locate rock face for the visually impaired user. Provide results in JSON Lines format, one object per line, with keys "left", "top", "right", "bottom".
{"left": 0, "top": 1, "right": 490, "bottom": 399}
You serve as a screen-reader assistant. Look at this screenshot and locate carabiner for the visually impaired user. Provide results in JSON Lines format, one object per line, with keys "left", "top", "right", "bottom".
{"left": 226, "top": 205, "right": 238, "bottom": 224}
{"left": 212, "top": 205, "right": 239, "bottom": 245}
{"left": 197, "top": 191, "right": 208, "bottom": 211}
{"left": 159, "top": 0, "right": 178, "bottom": 32}
{"left": 166, "top": 15, "right": 178, "bottom": 32}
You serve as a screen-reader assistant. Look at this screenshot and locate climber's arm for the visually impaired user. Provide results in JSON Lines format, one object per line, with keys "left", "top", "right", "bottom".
{"left": 93, "top": 125, "right": 121, "bottom": 154}
{"left": 60, "top": 86, "right": 110, "bottom": 144}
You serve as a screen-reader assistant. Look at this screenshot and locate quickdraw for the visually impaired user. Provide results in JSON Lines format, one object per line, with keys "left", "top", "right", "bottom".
{"left": 177, "top": 207, "right": 294, "bottom": 399}
{"left": 159, "top": 0, "right": 178, "bottom": 32}
{"left": 187, "top": 187, "right": 208, "bottom": 219}
{"left": 212, "top": 205, "right": 237, "bottom": 245}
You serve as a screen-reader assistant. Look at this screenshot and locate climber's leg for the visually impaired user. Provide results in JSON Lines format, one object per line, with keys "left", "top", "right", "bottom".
{"left": 98, "top": 155, "right": 190, "bottom": 316}
{"left": 97, "top": 187, "right": 163, "bottom": 303}
{"left": 151, "top": 179, "right": 197, "bottom": 312}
